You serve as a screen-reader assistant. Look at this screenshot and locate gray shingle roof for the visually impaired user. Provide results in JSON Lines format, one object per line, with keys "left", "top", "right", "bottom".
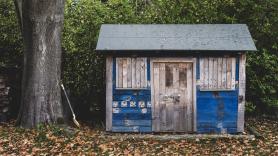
{"left": 96, "top": 24, "right": 257, "bottom": 52}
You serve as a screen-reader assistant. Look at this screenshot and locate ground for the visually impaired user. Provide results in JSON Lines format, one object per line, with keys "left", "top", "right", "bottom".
{"left": 0, "top": 118, "right": 277, "bottom": 155}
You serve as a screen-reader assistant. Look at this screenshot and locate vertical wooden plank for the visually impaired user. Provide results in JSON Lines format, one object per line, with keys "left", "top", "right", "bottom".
{"left": 238, "top": 54, "right": 246, "bottom": 132}
{"left": 192, "top": 58, "right": 197, "bottom": 132}
{"left": 159, "top": 63, "right": 166, "bottom": 131}
{"left": 131, "top": 58, "right": 136, "bottom": 88}
{"left": 226, "top": 57, "right": 232, "bottom": 89}
{"left": 179, "top": 63, "right": 187, "bottom": 131}
{"left": 116, "top": 58, "right": 119, "bottom": 88}
{"left": 204, "top": 58, "right": 209, "bottom": 89}
{"left": 140, "top": 58, "right": 146, "bottom": 88}
{"left": 152, "top": 62, "right": 160, "bottom": 131}
{"left": 199, "top": 58, "right": 204, "bottom": 88}
{"left": 213, "top": 58, "right": 218, "bottom": 88}
{"left": 136, "top": 58, "right": 141, "bottom": 88}
{"left": 122, "top": 58, "right": 128, "bottom": 88}
{"left": 127, "top": 58, "right": 132, "bottom": 88}
{"left": 106, "top": 56, "right": 113, "bottom": 131}
{"left": 172, "top": 63, "right": 180, "bottom": 131}
{"left": 231, "top": 57, "right": 236, "bottom": 89}
{"left": 208, "top": 57, "right": 213, "bottom": 89}
{"left": 217, "top": 57, "right": 223, "bottom": 88}
{"left": 165, "top": 64, "right": 174, "bottom": 131}
{"left": 222, "top": 57, "right": 227, "bottom": 89}
{"left": 145, "top": 58, "right": 148, "bottom": 87}
{"left": 186, "top": 63, "right": 193, "bottom": 132}
{"left": 117, "top": 58, "right": 123, "bottom": 88}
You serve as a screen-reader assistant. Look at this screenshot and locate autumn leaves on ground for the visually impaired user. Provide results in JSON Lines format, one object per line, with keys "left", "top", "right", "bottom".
{"left": 0, "top": 118, "right": 277, "bottom": 155}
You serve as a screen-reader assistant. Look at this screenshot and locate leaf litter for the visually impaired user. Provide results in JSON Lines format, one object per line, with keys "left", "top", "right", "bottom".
{"left": 0, "top": 118, "right": 277, "bottom": 155}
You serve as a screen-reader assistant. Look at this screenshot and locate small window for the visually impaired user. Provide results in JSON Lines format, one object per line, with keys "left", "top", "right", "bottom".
{"left": 199, "top": 57, "right": 236, "bottom": 91}
{"left": 116, "top": 57, "right": 147, "bottom": 89}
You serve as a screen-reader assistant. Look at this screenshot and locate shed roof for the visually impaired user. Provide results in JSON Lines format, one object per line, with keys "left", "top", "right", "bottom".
{"left": 96, "top": 24, "right": 257, "bottom": 52}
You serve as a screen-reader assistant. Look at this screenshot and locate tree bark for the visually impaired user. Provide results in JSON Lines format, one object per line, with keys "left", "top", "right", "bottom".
{"left": 15, "top": 0, "right": 65, "bottom": 128}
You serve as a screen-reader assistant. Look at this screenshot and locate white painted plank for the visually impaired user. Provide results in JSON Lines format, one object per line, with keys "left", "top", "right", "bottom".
{"left": 208, "top": 57, "right": 213, "bottom": 89}
{"left": 217, "top": 57, "right": 223, "bottom": 88}
{"left": 226, "top": 57, "right": 232, "bottom": 89}
{"left": 192, "top": 58, "right": 197, "bottom": 132}
{"left": 222, "top": 57, "right": 227, "bottom": 89}
{"left": 127, "top": 58, "right": 132, "bottom": 88}
{"left": 131, "top": 58, "right": 136, "bottom": 88}
{"left": 186, "top": 63, "right": 193, "bottom": 131}
{"left": 116, "top": 58, "right": 119, "bottom": 88}
{"left": 231, "top": 57, "right": 236, "bottom": 89}
{"left": 153, "top": 63, "right": 160, "bottom": 131}
{"left": 140, "top": 58, "right": 146, "bottom": 88}
{"left": 237, "top": 54, "right": 246, "bottom": 132}
{"left": 159, "top": 63, "right": 166, "bottom": 131}
{"left": 117, "top": 58, "right": 123, "bottom": 88}
{"left": 106, "top": 57, "right": 113, "bottom": 131}
{"left": 172, "top": 63, "right": 179, "bottom": 131}
{"left": 204, "top": 58, "right": 209, "bottom": 89}
{"left": 122, "top": 58, "right": 128, "bottom": 88}
{"left": 213, "top": 58, "right": 218, "bottom": 88}
{"left": 199, "top": 58, "right": 204, "bottom": 88}
{"left": 136, "top": 58, "right": 141, "bottom": 88}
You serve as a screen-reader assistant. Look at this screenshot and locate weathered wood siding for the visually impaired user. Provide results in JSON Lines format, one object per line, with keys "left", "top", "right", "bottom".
{"left": 197, "top": 56, "right": 239, "bottom": 133}
{"left": 106, "top": 57, "right": 113, "bottom": 131}
{"left": 112, "top": 57, "right": 151, "bottom": 132}
{"left": 107, "top": 55, "right": 242, "bottom": 134}
{"left": 237, "top": 54, "right": 246, "bottom": 132}
{"left": 116, "top": 58, "right": 147, "bottom": 89}
{"left": 151, "top": 58, "right": 196, "bottom": 132}
{"left": 152, "top": 62, "right": 193, "bottom": 132}
{"left": 199, "top": 57, "right": 236, "bottom": 90}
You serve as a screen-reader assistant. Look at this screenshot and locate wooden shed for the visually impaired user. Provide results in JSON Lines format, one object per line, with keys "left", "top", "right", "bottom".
{"left": 96, "top": 24, "right": 257, "bottom": 133}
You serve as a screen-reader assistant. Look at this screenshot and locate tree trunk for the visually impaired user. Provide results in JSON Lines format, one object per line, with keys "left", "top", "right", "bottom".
{"left": 15, "top": 0, "right": 65, "bottom": 128}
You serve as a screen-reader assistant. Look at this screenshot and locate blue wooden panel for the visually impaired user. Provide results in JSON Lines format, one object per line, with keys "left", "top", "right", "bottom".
{"left": 113, "top": 113, "right": 151, "bottom": 120}
{"left": 112, "top": 126, "right": 152, "bottom": 132}
{"left": 197, "top": 90, "right": 238, "bottom": 134}
{"left": 111, "top": 57, "right": 152, "bottom": 132}
{"left": 112, "top": 108, "right": 151, "bottom": 114}
{"left": 113, "top": 94, "right": 151, "bottom": 101}
{"left": 112, "top": 120, "right": 151, "bottom": 126}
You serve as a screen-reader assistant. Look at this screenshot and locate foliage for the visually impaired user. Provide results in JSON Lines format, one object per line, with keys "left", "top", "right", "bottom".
{"left": 0, "top": 0, "right": 277, "bottom": 117}
{"left": 0, "top": 0, "right": 22, "bottom": 68}
{"left": 0, "top": 118, "right": 278, "bottom": 155}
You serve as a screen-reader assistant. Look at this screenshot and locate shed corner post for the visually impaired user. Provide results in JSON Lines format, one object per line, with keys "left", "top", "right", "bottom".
{"left": 193, "top": 57, "right": 197, "bottom": 132}
{"left": 237, "top": 53, "right": 246, "bottom": 132}
{"left": 106, "top": 56, "right": 113, "bottom": 131}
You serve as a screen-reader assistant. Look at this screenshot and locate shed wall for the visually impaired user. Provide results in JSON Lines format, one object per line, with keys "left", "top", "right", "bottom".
{"left": 196, "top": 56, "right": 239, "bottom": 133}
{"left": 107, "top": 55, "right": 243, "bottom": 133}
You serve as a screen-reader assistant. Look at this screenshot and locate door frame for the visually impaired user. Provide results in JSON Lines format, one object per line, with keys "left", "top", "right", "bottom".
{"left": 150, "top": 57, "right": 197, "bottom": 132}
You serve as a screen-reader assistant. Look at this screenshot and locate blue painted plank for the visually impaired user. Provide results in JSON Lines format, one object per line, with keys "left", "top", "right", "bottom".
{"left": 113, "top": 90, "right": 151, "bottom": 96}
{"left": 113, "top": 113, "right": 151, "bottom": 120}
{"left": 112, "top": 126, "right": 152, "bottom": 132}
{"left": 112, "top": 120, "right": 151, "bottom": 126}
{"left": 112, "top": 108, "right": 151, "bottom": 114}
{"left": 113, "top": 94, "right": 151, "bottom": 101}
{"left": 197, "top": 89, "right": 238, "bottom": 133}
{"left": 236, "top": 56, "right": 239, "bottom": 81}
{"left": 196, "top": 57, "right": 200, "bottom": 79}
